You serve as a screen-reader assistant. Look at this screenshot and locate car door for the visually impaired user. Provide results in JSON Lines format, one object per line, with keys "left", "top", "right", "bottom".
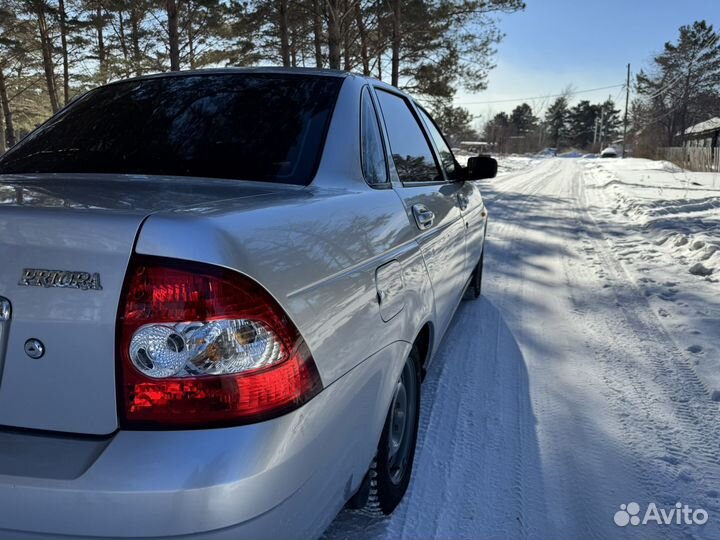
{"left": 416, "top": 107, "right": 487, "bottom": 273}
{"left": 374, "top": 87, "right": 467, "bottom": 336}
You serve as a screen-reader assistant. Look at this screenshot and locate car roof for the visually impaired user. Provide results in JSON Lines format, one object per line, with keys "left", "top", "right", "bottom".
{"left": 101, "top": 67, "right": 355, "bottom": 87}
{"left": 99, "top": 66, "right": 405, "bottom": 95}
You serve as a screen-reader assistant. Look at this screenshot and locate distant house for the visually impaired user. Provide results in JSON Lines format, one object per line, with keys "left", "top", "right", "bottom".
{"left": 664, "top": 117, "right": 720, "bottom": 172}
{"left": 684, "top": 117, "right": 720, "bottom": 149}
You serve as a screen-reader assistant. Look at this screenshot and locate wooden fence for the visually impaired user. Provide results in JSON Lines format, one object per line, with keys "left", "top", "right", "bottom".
{"left": 657, "top": 147, "right": 720, "bottom": 172}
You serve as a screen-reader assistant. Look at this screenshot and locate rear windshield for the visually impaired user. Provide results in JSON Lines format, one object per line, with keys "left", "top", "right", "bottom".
{"left": 0, "top": 73, "right": 342, "bottom": 185}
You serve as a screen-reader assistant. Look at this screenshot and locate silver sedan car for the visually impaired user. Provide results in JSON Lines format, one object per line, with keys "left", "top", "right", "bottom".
{"left": 0, "top": 68, "right": 495, "bottom": 539}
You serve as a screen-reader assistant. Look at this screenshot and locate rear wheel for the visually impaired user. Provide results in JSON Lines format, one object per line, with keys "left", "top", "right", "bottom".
{"left": 463, "top": 250, "right": 484, "bottom": 300}
{"left": 362, "top": 346, "right": 421, "bottom": 516}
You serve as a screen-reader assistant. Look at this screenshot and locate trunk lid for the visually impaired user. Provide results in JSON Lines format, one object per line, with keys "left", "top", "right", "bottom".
{"left": 0, "top": 174, "right": 277, "bottom": 434}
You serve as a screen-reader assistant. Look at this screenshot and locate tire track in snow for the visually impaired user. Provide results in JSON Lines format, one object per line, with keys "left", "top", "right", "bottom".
{"left": 570, "top": 164, "right": 720, "bottom": 539}
{"left": 491, "top": 164, "right": 655, "bottom": 540}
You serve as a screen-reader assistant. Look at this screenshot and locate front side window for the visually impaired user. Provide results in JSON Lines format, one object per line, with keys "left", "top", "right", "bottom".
{"left": 375, "top": 89, "right": 442, "bottom": 183}
{"left": 0, "top": 74, "right": 342, "bottom": 185}
{"left": 360, "top": 88, "right": 388, "bottom": 185}
{"left": 418, "top": 108, "right": 457, "bottom": 179}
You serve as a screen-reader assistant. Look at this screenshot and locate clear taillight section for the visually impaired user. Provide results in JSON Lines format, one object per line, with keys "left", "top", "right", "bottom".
{"left": 129, "top": 320, "right": 283, "bottom": 378}
{"left": 118, "top": 257, "right": 322, "bottom": 428}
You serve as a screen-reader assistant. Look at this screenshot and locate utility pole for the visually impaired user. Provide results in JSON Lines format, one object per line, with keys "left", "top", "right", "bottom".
{"left": 622, "top": 63, "right": 631, "bottom": 158}
{"left": 593, "top": 118, "right": 599, "bottom": 148}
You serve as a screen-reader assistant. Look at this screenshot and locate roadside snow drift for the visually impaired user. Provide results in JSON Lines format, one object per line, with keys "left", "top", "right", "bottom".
{"left": 584, "top": 158, "right": 720, "bottom": 280}
{"left": 583, "top": 158, "right": 720, "bottom": 397}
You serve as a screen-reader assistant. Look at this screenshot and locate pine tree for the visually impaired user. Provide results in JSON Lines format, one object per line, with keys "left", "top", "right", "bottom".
{"left": 0, "top": 1, "right": 21, "bottom": 149}
{"left": 483, "top": 112, "right": 510, "bottom": 152}
{"left": 545, "top": 97, "right": 569, "bottom": 149}
{"left": 598, "top": 97, "right": 621, "bottom": 146}
{"left": 24, "top": 0, "right": 61, "bottom": 112}
{"left": 0, "top": 0, "right": 52, "bottom": 145}
{"left": 430, "top": 104, "right": 478, "bottom": 146}
{"left": 567, "top": 100, "right": 600, "bottom": 150}
{"left": 635, "top": 20, "right": 720, "bottom": 147}
{"left": 509, "top": 102, "right": 536, "bottom": 135}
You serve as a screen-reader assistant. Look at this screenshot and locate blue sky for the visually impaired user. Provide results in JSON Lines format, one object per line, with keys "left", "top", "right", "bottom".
{"left": 459, "top": 0, "right": 720, "bottom": 126}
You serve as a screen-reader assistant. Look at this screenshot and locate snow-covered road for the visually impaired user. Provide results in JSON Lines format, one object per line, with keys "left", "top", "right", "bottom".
{"left": 325, "top": 158, "right": 720, "bottom": 540}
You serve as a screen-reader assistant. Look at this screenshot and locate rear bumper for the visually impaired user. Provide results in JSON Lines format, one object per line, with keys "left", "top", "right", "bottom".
{"left": 0, "top": 477, "right": 325, "bottom": 540}
{"left": 0, "top": 341, "right": 409, "bottom": 540}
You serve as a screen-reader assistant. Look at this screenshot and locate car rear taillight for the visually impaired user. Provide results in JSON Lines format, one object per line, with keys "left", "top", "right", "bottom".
{"left": 117, "top": 256, "right": 322, "bottom": 428}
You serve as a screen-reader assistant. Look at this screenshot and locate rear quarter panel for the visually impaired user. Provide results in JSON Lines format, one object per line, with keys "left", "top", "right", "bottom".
{"left": 135, "top": 186, "right": 433, "bottom": 385}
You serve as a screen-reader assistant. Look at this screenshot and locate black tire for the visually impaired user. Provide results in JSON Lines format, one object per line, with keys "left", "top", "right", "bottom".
{"left": 463, "top": 250, "right": 484, "bottom": 300}
{"left": 363, "top": 346, "right": 421, "bottom": 516}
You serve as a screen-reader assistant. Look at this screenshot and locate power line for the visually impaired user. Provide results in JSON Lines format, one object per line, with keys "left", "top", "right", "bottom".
{"left": 611, "top": 84, "right": 626, "bottom": 104}
{"left": 638, "top": 100, "right": 685, "bottom": 129}
{"left": 640, "top": 33, "right": 720, "bottom": 101}
{"left": 644, "top": 73, "right": 683, "bottom": 100}
{"left": 454, "top": 83, "right": 625, "bottom": 105}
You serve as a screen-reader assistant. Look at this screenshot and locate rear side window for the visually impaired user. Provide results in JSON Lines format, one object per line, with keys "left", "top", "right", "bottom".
{"left": 418, "top": 108, "right": 457, "bottom": 179}
{"left": 0, "top": 74, "right": 342, "bottom": 185}
{"left": 375, "top": 89, "right": 441, "bottom": 183}
{"left": 360, "top": 88, "right": 388, "bottom": 185}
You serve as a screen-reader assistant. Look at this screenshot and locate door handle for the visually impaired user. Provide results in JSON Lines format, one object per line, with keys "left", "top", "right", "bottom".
{"left": 457, "top": 193, "right": 469, "bottom": 211}
{"left": 412, "top": 204, "right": 435, "bottom": 230}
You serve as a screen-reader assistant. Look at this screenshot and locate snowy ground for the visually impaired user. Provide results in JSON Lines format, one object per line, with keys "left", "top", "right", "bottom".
{"left": 583, "top": 158, "right": 720, "bottom": 396}
{"left": 325, "top": 157, "right": 720, "bottom": 540}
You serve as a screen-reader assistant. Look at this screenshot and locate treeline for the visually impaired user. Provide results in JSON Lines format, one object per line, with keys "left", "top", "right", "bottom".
{"left": 0, "top": 0, "right": 526, "bottom": 153}
{"left": 482, "top": 97, "right": 622, "bottom": 154}
{"left": 632, "top": 20, "right": 720, "bottom": 157}
{"left": 482, "top": 19, "right": 719, "bottom": 156}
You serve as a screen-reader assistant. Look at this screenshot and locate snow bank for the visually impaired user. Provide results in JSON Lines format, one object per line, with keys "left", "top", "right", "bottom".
{"left": 494, "top": 155, "right": 541, "bottom": 174}
{"left": 584, "top": 157, "right": 720, "bottom": 397}
{"left": 584, "top": 158, "right": 720, "bottom": 279}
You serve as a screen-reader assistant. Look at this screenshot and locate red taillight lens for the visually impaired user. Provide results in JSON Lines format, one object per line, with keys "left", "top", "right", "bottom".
{"left": 118, "top": 256, "right": 322, "bottom": 428}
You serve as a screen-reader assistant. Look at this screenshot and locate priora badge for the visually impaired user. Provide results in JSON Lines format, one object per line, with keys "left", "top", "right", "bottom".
{"left": 19, "top": 268, "right": 103, "bottom": 291}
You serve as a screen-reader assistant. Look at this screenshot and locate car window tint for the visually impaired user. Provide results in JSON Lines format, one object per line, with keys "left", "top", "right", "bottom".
{"left": 0, "top": 74, "right": 342, "bottom": 186}
{"left": 418, "top": 108, "right": 456, "bottom": 179}
{"left": 375, "top": 90, "right": 441, "bottom": 183}
{"left": 361, "top": 88, "right": 388, "bottom": 184}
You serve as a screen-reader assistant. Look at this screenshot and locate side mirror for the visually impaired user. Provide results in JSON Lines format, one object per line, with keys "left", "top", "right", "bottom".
{"left": 465, "top": 155, "right": 497, "bottom": 180}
